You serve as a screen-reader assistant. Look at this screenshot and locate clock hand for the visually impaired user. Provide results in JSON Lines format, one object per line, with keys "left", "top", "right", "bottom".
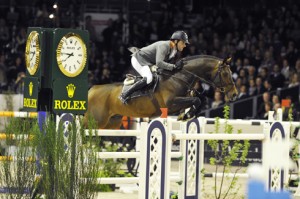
{"left": 63, "top": 52, "right": 74, "bottom": 61}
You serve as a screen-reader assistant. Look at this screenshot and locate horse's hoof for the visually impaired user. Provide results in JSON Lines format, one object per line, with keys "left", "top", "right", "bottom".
{"left": 182, "top": 113, "right": 195, "bottom": 122}
{"left": 177, "top": 113, "right": 185, "bottom": 121}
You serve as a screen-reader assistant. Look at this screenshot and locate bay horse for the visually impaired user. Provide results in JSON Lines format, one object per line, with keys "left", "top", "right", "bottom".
{"left": 85, "top": 55, "right": 238, "bottom": 129}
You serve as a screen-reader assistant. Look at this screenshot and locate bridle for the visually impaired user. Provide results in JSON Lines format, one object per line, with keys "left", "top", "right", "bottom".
{"left": 180, "top": 60, "right": 235, "bottom": 97}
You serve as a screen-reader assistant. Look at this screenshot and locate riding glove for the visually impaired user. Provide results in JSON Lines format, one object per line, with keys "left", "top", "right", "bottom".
{"left": 174, "top": 60, "right": 184, "bottom": 70}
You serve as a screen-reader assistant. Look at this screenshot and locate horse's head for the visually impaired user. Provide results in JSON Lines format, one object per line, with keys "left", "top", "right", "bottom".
{"left": 177, "top": 55, "right": 238, "bottom": 102}
{"left": 211, "top": 57, "right": 238, "bottom": 102}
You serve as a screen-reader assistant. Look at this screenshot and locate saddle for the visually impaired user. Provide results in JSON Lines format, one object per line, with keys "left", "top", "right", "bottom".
{"left": 121, "top": 72, "right": 159, "bottom": 100}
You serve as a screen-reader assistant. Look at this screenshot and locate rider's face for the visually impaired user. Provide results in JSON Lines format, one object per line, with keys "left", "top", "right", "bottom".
{"left": 177, "top": 40, "right": 186, "bottom": 52}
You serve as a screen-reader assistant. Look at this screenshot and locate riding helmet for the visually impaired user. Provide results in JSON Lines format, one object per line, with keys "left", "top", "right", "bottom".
{"left": 170, "top": 31, "right": 190, "bottom": 44}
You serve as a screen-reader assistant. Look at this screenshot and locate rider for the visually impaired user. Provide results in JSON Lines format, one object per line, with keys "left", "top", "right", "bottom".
{"left": 119, "top": 30, "right": 190, "bottom": 104}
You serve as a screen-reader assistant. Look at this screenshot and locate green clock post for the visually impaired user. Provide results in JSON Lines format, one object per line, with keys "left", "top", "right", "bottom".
{"left": 23, "top": 28, "right": 89, "bottom": 115}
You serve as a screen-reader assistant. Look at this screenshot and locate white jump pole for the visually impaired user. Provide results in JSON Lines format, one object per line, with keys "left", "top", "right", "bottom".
{"left": 174, "top": 133, "right": 265, "bottom": 140}
{"left": 96, "top": 151, "right": 182, "bottom": 159}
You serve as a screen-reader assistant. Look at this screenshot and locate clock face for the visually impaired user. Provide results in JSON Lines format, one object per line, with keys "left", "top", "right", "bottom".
{"left": 25, "top": 31, "right": 40, "bottom": 75}
{"left": 56, "top": 33, "right": 87, "bottom": 77}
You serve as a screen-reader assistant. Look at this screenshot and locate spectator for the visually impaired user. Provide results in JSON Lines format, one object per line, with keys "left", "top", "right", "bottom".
{"left": 269, "top": 64, "right": 285, "bottom": 89}
{"left": 237, "top": 84, "right": 249, "bottom": 100}
{"left": 258, "top": 67, "right": 269, "bottom": 82}
{"left": 248, "top": 79, "right": 257, "bottom": 96}
{"left": 281, "top": 59, "right": 291, "bottom": 82}
{"left": 238, "top": 68, "right": 248, "bottom": 85}
{"left": 263, "top": 79, "right": 272, "bottom": 92}
{"left": 85, "top": 15, "right": 97, "bottom": 43}
{"left": 211, "top": 91, "right": 224, "bottom": 109}
{"left": 88, "top": 71, "right": 97, "bottom": 89}
{"left": 288, "top": 73, "right": 299, "bottom": 88}
{"left": 259, "top": 102, "right": 272, "bottom": 120}
{"left": 98, "top": 67, "right": 112, "bottom": 85}
{"left": 0, "top": 18, "right": 9, "bottom": 47}
{"left": 102, "top": 18, "right": 114, "bottom": 51}
{"left": 247, "top": 65, "right": 257, "bottom": 81}
{"left": 271, "top": 94, "right": 280, "bottom": 110}
{"left": 15, "top": 27, "right": 27, "bottom": 53}
{"left": 232, "top": 58, "right": 243, "bottom": 79}
{"left": 257, "top": 92, "right": 272, "bottom": 119}
{"left": 13, "top": 71, "right": 25, "bottom": 94}
{"left": 255, "top": 76, "right": 265, "bottom": 95}
{"left": 6, "top": 56, "right": 25, "bottom": 88}
{"left": 260, "top": 50, "right": 275, "bottom": 72}
{"left": 250, "top": 48, "right": 262, "bottom": 69}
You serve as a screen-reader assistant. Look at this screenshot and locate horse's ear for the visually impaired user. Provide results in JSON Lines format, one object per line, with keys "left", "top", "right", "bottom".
{"left": 222, "top": 57, "right": 232, "bottom": 65}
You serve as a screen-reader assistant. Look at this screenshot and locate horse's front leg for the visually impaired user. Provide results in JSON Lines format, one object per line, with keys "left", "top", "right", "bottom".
{"left": 169, "top": 96, "right": 201, "bottom": 121}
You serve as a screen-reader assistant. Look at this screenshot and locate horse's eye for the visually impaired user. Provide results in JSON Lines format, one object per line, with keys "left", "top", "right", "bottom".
{"left": 220, "top": 87, "right": 225, "bottom": 92}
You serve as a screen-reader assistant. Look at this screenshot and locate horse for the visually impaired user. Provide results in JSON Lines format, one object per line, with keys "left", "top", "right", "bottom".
{"left": 85, "top": 55, "right": 238, "bottom": 129}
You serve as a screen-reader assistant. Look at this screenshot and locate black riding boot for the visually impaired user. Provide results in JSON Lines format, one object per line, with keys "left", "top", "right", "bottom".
{"left": 119, "top": 77, "right": 147, "bottom": 104}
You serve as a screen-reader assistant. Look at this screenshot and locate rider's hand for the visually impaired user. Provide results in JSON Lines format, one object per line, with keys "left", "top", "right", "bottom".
{"left": 174, "top": 60, "right": 184, "bottom": 70}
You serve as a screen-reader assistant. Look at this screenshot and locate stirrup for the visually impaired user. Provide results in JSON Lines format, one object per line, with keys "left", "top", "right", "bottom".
{"left": 119, "top": 93, "right": 129, "bottom": 104}
{"left": 119, "top": 94, "right": 129, "bottom": 104}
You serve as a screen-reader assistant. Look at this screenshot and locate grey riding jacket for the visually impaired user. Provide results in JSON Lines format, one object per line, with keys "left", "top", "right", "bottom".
{"left": 129, "top": 41, "right": 176, "bottom": 71}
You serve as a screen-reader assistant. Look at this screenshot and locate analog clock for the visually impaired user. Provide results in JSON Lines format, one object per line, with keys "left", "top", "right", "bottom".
{"left": 25, "top": 31, "right": 41, "bottom": 75}
{"left": 56, "top": 33, "right": 87, "bottom": 77}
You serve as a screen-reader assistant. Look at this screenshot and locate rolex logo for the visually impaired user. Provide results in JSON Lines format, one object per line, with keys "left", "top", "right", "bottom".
{"left": 66, "top": 84, "right": 76, "bottom": 98}
{"left": 29, "top": 82, "right": 33, "bottom": 96}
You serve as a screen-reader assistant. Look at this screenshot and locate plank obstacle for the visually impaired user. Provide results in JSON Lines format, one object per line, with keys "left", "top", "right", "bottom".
{"left": 1, "top": 110, "right": 298, "bottom": 198}
{"left": 82, "top": 109, "right": 298, "bottom": 199}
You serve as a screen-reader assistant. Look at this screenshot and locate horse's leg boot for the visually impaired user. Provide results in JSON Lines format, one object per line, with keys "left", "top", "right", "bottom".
{"left": 183, "top": 105, "right": 197, "bottom": 121}
{"left": 119, "top": 77, "right": 147, "bottom": 104}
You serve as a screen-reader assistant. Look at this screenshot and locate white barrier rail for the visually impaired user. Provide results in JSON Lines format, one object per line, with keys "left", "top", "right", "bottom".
{"left": 85, "top": 129, "right": 140, "bottom": 137}
{"left": 96, "top": 151, "right": 182, "bottom": 159}
{"left": 95, "top": 176, "right": 181, "bottom": 184}
{"left": 174, "top": 133, "right": 265, "bottom": 140}
{"left": 85, "top": 129, "right": 183, "bottom": 136}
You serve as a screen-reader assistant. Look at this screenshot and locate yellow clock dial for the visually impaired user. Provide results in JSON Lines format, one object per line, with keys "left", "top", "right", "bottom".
{"left": 56, "top": 33, "right": 87, "bottom": 77}
{"left": 25, "top": 31, "right": 40, "bottom": 75}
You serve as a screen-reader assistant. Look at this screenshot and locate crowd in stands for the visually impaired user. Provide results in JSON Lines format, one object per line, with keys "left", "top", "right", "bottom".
{"left": 0, "top": 0, "right": 299, "bottom": 119}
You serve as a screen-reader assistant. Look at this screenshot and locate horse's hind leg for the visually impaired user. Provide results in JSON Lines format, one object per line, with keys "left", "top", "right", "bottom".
{"left": 104, "top": 115, "right": 123, "bottom": 129}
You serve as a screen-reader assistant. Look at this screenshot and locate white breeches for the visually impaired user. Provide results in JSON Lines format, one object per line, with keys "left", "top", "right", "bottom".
{"left": 131, "top": 56, "right": 153, "bottom": 84}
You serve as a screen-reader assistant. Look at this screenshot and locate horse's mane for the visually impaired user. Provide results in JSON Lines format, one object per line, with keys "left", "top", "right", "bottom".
{"left": 183, "top": 54, "right": 222, "bottom": 62}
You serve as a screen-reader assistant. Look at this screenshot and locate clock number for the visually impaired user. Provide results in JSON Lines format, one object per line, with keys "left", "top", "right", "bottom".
{"left": 69, "top": 65, "right": 71, "bottom": 71}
